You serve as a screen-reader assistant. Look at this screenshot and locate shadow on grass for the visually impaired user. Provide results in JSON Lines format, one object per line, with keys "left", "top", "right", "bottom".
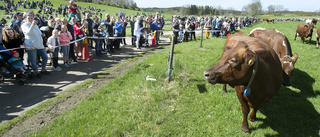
{"left": 256, "top": 69, "right": 320, "bottom": 136}
{"left": 197, "top": 84, "right": 208, "bottom": 93}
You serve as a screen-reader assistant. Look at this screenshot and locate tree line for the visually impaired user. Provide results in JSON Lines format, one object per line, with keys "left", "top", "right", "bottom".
{"left": 143, "top": 0, "right": 320, "bottom": 17}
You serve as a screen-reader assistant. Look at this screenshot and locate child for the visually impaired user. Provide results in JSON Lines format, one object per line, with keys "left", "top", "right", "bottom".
{"left": 8, "top": 50, "right": 26, "bottom": 73}
{"left": 59, "top": 25, "right": 73, "bottom": 67}
{"left": 98, "top": 23, "right": 107, "bottom": 37}
{"left": 47, "top": 29, "right": 62, "bottom": 71}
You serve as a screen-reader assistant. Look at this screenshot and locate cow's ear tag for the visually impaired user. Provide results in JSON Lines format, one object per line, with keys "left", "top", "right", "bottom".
{"left": 248, "top": 59, "right": 253, "bottom": 65}
{"left": 244, "top": 87, "right": 251, "bottom": 96}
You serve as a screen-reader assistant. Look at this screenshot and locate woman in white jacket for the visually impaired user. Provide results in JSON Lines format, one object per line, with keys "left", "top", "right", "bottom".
{"left": 21, "top": 14, "right": 50, "bottom": 77}
{"left": 134, "top": 16, "right": 142, "bottom": 49}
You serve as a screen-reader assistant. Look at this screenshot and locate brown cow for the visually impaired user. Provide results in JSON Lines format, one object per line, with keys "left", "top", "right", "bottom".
{"left": 317, "top": 27, "right": 320, "bottom": 49}
{"left": 312, "top": 18, "right": 318, "bottom": 25}
{"left": 248, "top": 28, "right": 298, "bottom": 86}
{"left": 294, "top": 23, "right": 316, "bottom": 44}
{"left": 307, "top": 18, "right": 318, "bottom": 25}
{"left": 204, "top": 33, "right": 283, "bottom": 133}
{"left": 266, "top": 18, "right": 274, "bottom": 23}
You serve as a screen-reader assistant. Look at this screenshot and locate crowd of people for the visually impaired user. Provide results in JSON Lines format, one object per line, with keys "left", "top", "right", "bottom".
{"left": 171, "top": 15, "right": 258, "bottom": 44}
{"left": 0, "top": 0, "right": 263, "bottom": 81}
{"left": 0, "top": 0, "right": 167, "bottom": 80}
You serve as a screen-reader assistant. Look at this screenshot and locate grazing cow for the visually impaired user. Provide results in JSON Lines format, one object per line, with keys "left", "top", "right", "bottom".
{"left": 266, "top": 18, "right": 274, "bottom": 23}
{"left": 317, "top": 27, "right": 320, "bottom": 49}
{"left": 306, "top": 18, "right": 318, "bottom": 25}
{"left": 294, "top": 23, "right": 316, "bottom": 44}
{"left": 204, "top": 33, "right": 283, "bottom": 133}
{"left": 248, "top": 28, "right": 298, "bottom": 86}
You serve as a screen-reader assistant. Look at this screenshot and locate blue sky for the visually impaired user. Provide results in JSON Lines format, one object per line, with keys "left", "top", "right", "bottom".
{"left": 135, "top": 0, "right": 320, "bottom": 12}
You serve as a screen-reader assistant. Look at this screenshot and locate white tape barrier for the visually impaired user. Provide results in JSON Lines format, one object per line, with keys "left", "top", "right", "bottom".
{"left": 0, "top": 29, "right": 224, "bottom": 53}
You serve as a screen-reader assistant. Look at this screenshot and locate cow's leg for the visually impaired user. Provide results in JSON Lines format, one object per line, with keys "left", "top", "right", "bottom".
{"left": 316, "top": 37, "right": 319, "bottom": 49}
{"left": 235, "top": 86, "right": 250, "bottom": 133}
{"left": 307, "top": 36, "right": 312, "bottom": 44}
{"left": 223, "top": 84, "right": 227, "bottom": 92}
{"left": 249, "top": 108, "right": 257, "bottom": 122}
{"left": 301, "top": 37, "right": 305, "bottom": 44}
{"left": 294, "top": 33, "right": 297, "bottom": 41}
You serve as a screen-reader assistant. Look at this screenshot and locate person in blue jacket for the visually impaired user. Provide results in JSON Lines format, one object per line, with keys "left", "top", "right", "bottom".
{"left": 151, "top": 18, "right": 160, "bottom": 45}
{"left": 114, "top": 17, "right": 123, "bottom": 50}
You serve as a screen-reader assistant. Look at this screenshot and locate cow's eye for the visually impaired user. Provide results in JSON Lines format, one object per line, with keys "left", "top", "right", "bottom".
{"left": 228, "top": 58, "right": 238, "bottom": 68}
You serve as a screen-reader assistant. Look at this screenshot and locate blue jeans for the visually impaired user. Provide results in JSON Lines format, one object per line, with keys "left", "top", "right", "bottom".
{"left": 26, "top": 49, "right": 48, "bottom": 72}
{"left": 107, "top": 33, "right": 113, "bottom": 52}
{"left": 94, "top": 39, "right": 102, "bottom": 56}
{"left": 131, "top": 31, "right": 136, "bottom": 46}
{"left": 179, "top": 31, "right": 183, "bottom": 41}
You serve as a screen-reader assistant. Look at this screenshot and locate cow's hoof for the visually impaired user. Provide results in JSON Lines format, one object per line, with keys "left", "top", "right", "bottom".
{"left": 316, "top": 46, "right": 319, "bottom": 49}
{"left": 241, "top": 128, "right": 251, "bottom": 134}
{"left": 242, "top": 124, "right": 251, "bottom": 134}
{"left": 249, "top": 117, "right": 255, "bottom": 122}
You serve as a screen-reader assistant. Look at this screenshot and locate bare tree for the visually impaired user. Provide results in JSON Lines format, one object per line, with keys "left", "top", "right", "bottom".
{"left": 267, "top": 5, "right": 275, "bottom": 15}
{"left": 275, "top": 5, "right": 284, "bottom": 15}
{"left": 242, "top": 0, "right": 262, "bottom": 17}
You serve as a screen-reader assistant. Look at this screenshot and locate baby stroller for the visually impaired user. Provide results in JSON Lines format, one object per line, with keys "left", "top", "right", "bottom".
{"left": 0, "top": 52, "right": 34, "bottom": 85}
{"left": 138, "top": 35, "right": 148, "bottom": 48}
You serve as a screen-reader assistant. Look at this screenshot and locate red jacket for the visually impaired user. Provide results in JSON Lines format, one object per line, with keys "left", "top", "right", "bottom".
{"left": 73, "top": 24, "right": 84, "bottom": 36}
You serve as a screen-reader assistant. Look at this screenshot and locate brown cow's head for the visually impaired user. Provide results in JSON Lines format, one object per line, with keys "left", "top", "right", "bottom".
{"left": 312, "top": 18, "right": 318, "bottom": 25}
{"left": 280, "top": 53, "right": 298, "bottom": 86}
{"left": 304, "top": 24, "right": 316, "bottom": 37}
{"left": 204, "top": 42, "right": 256, "bottom": 87}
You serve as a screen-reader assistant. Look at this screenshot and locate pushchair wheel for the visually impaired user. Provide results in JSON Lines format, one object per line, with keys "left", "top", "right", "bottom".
{"left": 18, "top": 79, "right": 26, "bottom": 85}
{"left": 28, "top": 73, "right": 35, "bottom": 79}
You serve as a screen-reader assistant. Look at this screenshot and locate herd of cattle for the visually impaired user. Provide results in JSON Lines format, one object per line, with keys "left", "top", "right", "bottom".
{"left": 203, "top": 19, "right": 320, "bottom": 133}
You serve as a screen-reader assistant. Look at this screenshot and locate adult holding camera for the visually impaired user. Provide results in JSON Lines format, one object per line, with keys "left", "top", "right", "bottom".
{"left": 21, "top": 14, "right": 50, "bottom": 78}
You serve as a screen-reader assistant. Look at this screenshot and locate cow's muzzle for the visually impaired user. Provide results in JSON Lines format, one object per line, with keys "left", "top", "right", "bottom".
{"left": 204, "top": 71, "right": 217, "bottom": 84}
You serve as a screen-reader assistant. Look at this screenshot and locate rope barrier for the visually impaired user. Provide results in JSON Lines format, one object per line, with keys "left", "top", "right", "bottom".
{"left": 0, "top": 28, "right": 224, "bottom": 53}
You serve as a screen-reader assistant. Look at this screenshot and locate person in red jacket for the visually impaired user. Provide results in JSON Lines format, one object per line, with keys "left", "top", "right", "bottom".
{"left": 73, "top": 18, "right": 85, "bottom": 58}
{"left": 67, "top": 0, "right": 80, "bottom": 23}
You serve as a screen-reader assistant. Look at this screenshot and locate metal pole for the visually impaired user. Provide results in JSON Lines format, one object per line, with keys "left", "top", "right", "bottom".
{"left": 200, "top": 25, "right": 204, "bottom": 48}
{"left": 168, "top": 35, "right": 175, "bottom": 82}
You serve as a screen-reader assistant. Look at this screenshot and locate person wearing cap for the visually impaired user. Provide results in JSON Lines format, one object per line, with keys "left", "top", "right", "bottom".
{"left": 73, "top": 18, "right": 85, "bottom": 58}
{"left": 13, "top": 12, "right": 23, "bottom": 34}
{"left": 21, "top": 14, "right": 50, "bottom": 77}
{"left": 8, "top": 50, "right": 26, "bottom": 73}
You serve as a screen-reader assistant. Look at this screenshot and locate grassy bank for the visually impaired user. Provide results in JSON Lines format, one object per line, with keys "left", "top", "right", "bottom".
{"left": 28, "top": 21, "right": 320, "bottom": 136}
{"left": 0, "top": 0, "right": 174, "bottom": 33}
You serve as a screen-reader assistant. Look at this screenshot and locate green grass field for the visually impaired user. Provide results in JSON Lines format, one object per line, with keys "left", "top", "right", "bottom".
{"left": 25, "top": 21, "right": 320, "bottom": 136}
